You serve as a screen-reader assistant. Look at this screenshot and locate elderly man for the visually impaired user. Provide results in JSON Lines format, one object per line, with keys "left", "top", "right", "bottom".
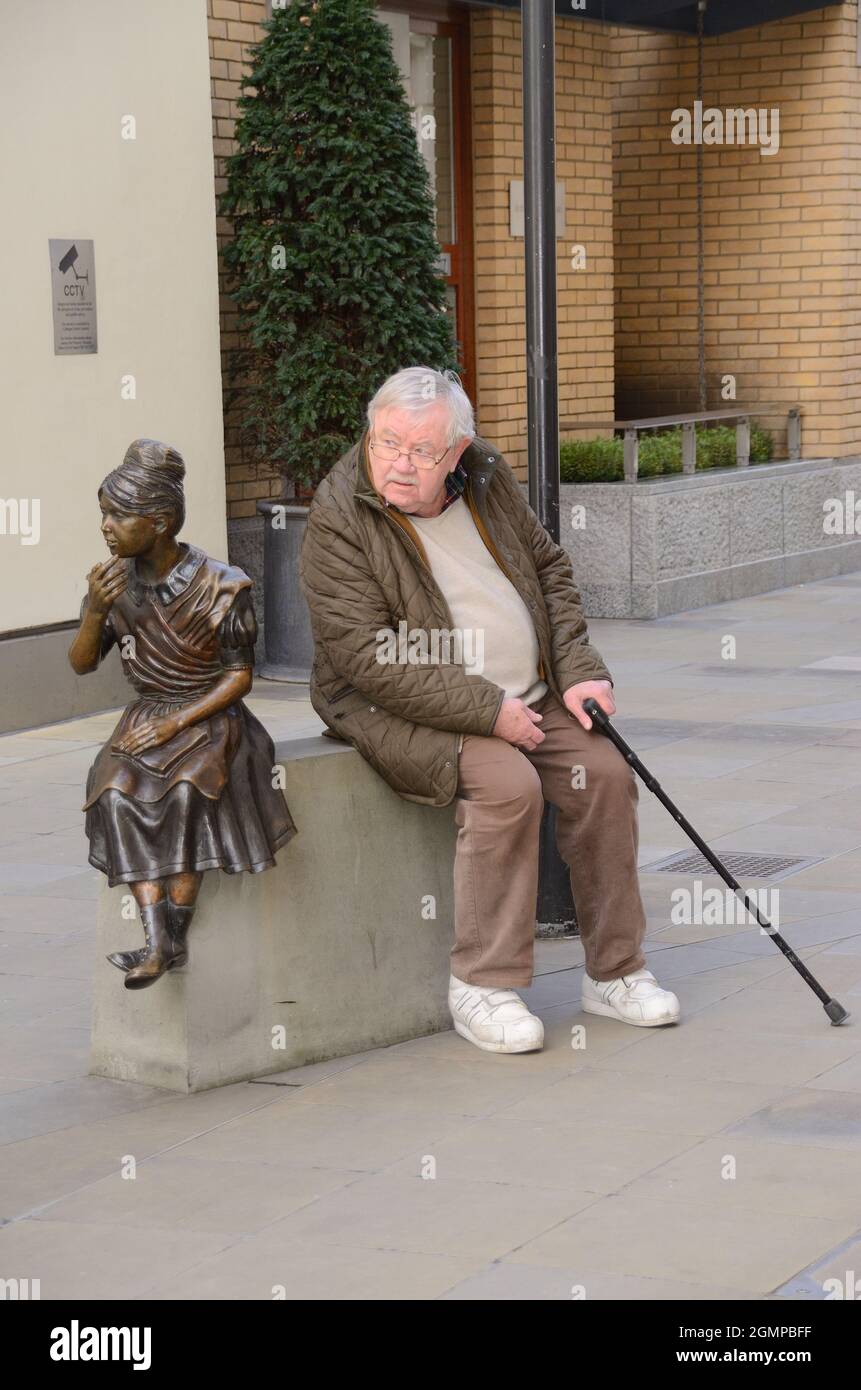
{"left": 299, "top": 366, "right": 679, "bottom": 1054}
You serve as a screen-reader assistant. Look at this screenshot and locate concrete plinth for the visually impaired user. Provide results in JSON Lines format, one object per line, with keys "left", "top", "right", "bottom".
{"left": 89, "top": 737, "right": 457, "bottom": 1092}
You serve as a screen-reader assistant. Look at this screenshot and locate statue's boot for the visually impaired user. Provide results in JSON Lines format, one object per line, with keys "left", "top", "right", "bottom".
{"left": 167, "top": 903, "right": 195, "bottom": 968}
{"left": 107, "top": 902, "right": 195, "bottom": 974}
{"left": 107, "top": 946, "right": 147, "bottom": 973}
{"left": 124, "top": 900, "right": 175, "bottom": 990}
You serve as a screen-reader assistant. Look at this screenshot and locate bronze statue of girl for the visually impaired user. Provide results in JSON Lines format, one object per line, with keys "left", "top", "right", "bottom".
{"left": 69, "top": 438, "right": 297, "bottom": 989}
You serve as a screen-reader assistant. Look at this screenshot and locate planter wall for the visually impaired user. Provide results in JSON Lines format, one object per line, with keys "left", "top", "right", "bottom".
{"left": 256, "top": 500, "right": 314, "bottom": 680}
{"left": 558, "top": 457, "right": 861, "bottom": 619}
{"left": 226, "top": 514, "right": 266, "bottom": 669}
{"left": 228, "top": 505, "right": 314, "bottom": 680}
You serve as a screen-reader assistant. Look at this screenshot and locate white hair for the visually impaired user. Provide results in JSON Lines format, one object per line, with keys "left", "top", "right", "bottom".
{"left": 366, "top": 366, "right": 475, "bottom": 448}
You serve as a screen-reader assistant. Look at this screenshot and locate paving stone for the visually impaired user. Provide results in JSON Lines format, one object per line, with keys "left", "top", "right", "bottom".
{"left": 622, "top": 1134, "right": 861, "bottom": 1222}
{"left": 443, "top": 1262, "right": 764, "bottom": 1301}
{"left": 4, "top": 573, "right": 861, "bottom": 1297}
{"left": 505, "top": 1192, "right": 858, "bottom": 1293}
{"left": 148, "top": 1238, "right": 484, "bottom": 1301}
{"left": 255, "top": 1172, "right": 597, "bottom": 1262}
{"left": 0, "top": 1217, "right": 235, "bottom": 1300}
{"left": 723, "top": 1087, "right": 861, "bottom": 1152}
{"left": 494, "top": 1066, "right": 793, "bottom": 1137}
{"left": 29, "top": 1154, "right": 359, "bottom": 1236}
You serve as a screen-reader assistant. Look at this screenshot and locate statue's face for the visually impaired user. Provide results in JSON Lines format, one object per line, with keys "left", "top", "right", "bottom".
{"left": 98, "top": 494, "right": 171, "bottom": 558}
{"left": 367, "top": 402, "right": 470, "bottom": 518}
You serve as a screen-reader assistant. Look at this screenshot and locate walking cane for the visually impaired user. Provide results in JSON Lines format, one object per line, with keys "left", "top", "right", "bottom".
{"left": 582, "top": 698, "right": 850, "bottom": 1026}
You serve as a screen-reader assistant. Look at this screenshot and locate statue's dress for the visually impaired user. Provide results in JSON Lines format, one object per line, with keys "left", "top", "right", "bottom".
{"left": 81, "top": 542, "right": 297, "bottom": 886}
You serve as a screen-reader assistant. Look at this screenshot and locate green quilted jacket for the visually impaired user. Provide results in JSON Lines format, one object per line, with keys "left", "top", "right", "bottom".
{"left": 298, "top": 429, "right": 613, "bottom": 807}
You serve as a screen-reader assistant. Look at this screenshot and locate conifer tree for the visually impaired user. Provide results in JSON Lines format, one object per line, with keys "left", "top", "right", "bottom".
{"left": 220, "top": 0, "right": 459, "bottom": 492}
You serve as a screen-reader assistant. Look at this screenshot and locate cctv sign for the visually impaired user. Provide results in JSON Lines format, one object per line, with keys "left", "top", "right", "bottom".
{"left": 49, "top": 239, "right": 98, "bottom": 354}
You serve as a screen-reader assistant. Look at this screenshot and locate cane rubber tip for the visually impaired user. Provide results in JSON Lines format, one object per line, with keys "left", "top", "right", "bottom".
{"left": 825, "top": 1000, "right": 850, "bottom": 1026}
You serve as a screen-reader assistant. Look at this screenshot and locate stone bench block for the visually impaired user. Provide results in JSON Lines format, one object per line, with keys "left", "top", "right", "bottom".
{"left": 89, "top": 737, "right": 457, "bottom": 1093}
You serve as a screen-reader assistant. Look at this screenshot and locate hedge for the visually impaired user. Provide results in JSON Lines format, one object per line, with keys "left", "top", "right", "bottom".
{"left": 559, "top": 424, "right": 773, "bottom": 484}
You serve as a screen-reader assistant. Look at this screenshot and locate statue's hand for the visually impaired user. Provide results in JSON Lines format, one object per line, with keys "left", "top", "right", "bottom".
{"left": 87, "top": 556, "right": 127, "bottom": 618}
{"left": 114, "top": 714, "right": 184, "bottom": 756}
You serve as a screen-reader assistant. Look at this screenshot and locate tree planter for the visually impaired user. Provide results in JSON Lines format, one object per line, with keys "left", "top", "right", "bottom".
{"left": 256, "top": 500, "right": 314, "bottom": 682}
{"left": 221, "top": 1, "right": 459, "bottom": 685}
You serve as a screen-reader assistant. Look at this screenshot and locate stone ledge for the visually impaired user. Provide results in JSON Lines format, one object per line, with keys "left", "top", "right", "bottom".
{"left": 90, "top": 736, "right": 457, "bottom": 1093}
{"left": 0, "top": 627, "right": 130, "bottom": 736}
{"left": 559, "top": 456, "right": 861, "bottom": 618}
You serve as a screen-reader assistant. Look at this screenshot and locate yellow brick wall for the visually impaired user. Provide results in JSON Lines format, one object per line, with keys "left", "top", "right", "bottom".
{"left": 209, "top": 3, "right": 861, "bottom": 506}
{"left": 611, "top": 3, "right": 861, "bottom": 459}
{"left": 209, "top": 3, "right": 618, "bottom": 502}
{"left": 208, "top": 0, "right": 283, "bottom": 520}
{"left": 470, "top": 9, "right": 616, "bottom": 477}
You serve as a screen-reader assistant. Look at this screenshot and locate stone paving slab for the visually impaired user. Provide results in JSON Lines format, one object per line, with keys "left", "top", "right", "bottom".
{"left": 442, "top": 1263, "right": 762, "bottom": 1301}
{"left": 147, "top": 1236, "right": 484, "bottom": 1302}
{"left": 503, "top": 1193, "right": 856, "bottom": 1295}
{"left": 1, "top": 571, "right": 861, "bottom": 1299}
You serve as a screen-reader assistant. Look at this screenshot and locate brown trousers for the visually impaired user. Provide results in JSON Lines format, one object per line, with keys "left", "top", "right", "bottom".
{"left": 451, "top": 686, "right": 647, "bottom": 988}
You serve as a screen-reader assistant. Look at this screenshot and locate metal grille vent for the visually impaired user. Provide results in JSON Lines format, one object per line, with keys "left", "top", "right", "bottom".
{"left": 641, "top": 850, "right": 822, "bottom": 882}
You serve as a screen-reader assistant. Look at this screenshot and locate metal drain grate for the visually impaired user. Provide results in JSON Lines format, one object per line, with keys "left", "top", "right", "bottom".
{"left": 641, "top": 850, "right": 822, "bottom": 882}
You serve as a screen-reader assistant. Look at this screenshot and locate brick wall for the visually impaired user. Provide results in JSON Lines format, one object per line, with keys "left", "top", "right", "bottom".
{"left": 470, "top": 8, "right": 616, "bottom": 476}
{"left": 208, "top": 0, "right": 283, "bottom": 522}
{"left": 208, "top": 2, "right": 861, "bottom": 502}
{"left": 611, "top": 3, "right": 861, "bottom": 459}
{"left": 207, "top": 2, "right": 618, "bottom": 502}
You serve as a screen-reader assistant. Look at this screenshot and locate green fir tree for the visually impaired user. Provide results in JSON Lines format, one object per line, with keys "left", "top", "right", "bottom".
{"left": 220, "top": 0, "right": 460, "bottom": 493}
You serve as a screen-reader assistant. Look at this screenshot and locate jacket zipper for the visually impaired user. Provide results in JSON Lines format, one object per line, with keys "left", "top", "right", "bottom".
{"left": 381, "top": 510, "right": 458, "bottom": 631}
{"left": 376, "top": 507, "right": 479, "bottom": 771}
{"left": 464, "top": 486, "right": 552, "bottom": 687}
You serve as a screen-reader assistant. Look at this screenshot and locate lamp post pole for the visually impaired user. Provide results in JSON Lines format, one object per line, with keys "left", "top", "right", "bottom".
{"left": 522, "top": 0, "right": 575, "bottom": 928}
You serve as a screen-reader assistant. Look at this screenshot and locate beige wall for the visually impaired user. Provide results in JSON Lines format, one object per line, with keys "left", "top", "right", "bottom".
{"left": 0, "top": 0, "right": 227, "bottom": 633}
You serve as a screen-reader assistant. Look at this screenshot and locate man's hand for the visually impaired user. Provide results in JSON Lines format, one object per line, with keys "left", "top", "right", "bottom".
{"left": 563, "top": 679, "right": 615, "bottom": 730}
{"left": 492, "top": 697, "right": 545, "bottom": 750}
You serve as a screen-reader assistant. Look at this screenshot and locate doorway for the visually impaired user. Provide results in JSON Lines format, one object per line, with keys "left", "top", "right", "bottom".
{"left": 376, "top": 3, "right": 476, "bottom": 402}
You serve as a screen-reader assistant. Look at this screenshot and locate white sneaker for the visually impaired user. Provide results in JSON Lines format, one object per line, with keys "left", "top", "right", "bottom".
{"left": 582, "top": 968, "right": 680, "bottom": 1027}
{"left": 448, "top": 974, "right": 544, "bottom": 1054}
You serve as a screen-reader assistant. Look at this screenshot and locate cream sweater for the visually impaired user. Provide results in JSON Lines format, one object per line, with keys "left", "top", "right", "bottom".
{"left": 409, "top": 497, "right": 548, "bottom": 750}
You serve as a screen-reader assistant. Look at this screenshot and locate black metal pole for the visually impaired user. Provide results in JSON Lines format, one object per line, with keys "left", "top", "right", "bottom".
{"left": 523, "top": 0, "right": 573, "bottom": 928}
{"left": 523, "top": 0, "right": 559, "bottom": 533}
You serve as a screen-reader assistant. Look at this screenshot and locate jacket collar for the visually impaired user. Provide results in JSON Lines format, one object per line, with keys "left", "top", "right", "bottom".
{"left": 125, "top": 541, "right": 206, "bottom": 606}
{"left": 353, "top": 427, "right": 500, "bottom": 515}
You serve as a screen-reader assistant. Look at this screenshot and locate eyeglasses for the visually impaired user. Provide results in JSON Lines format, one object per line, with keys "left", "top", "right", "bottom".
{"left": 369, "top": 436, "right": 450, "bottom": 470}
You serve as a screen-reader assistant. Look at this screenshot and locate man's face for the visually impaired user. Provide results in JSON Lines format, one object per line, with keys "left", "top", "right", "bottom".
{"left": 367, "top": 402, "right": 471, "bottom": 517}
